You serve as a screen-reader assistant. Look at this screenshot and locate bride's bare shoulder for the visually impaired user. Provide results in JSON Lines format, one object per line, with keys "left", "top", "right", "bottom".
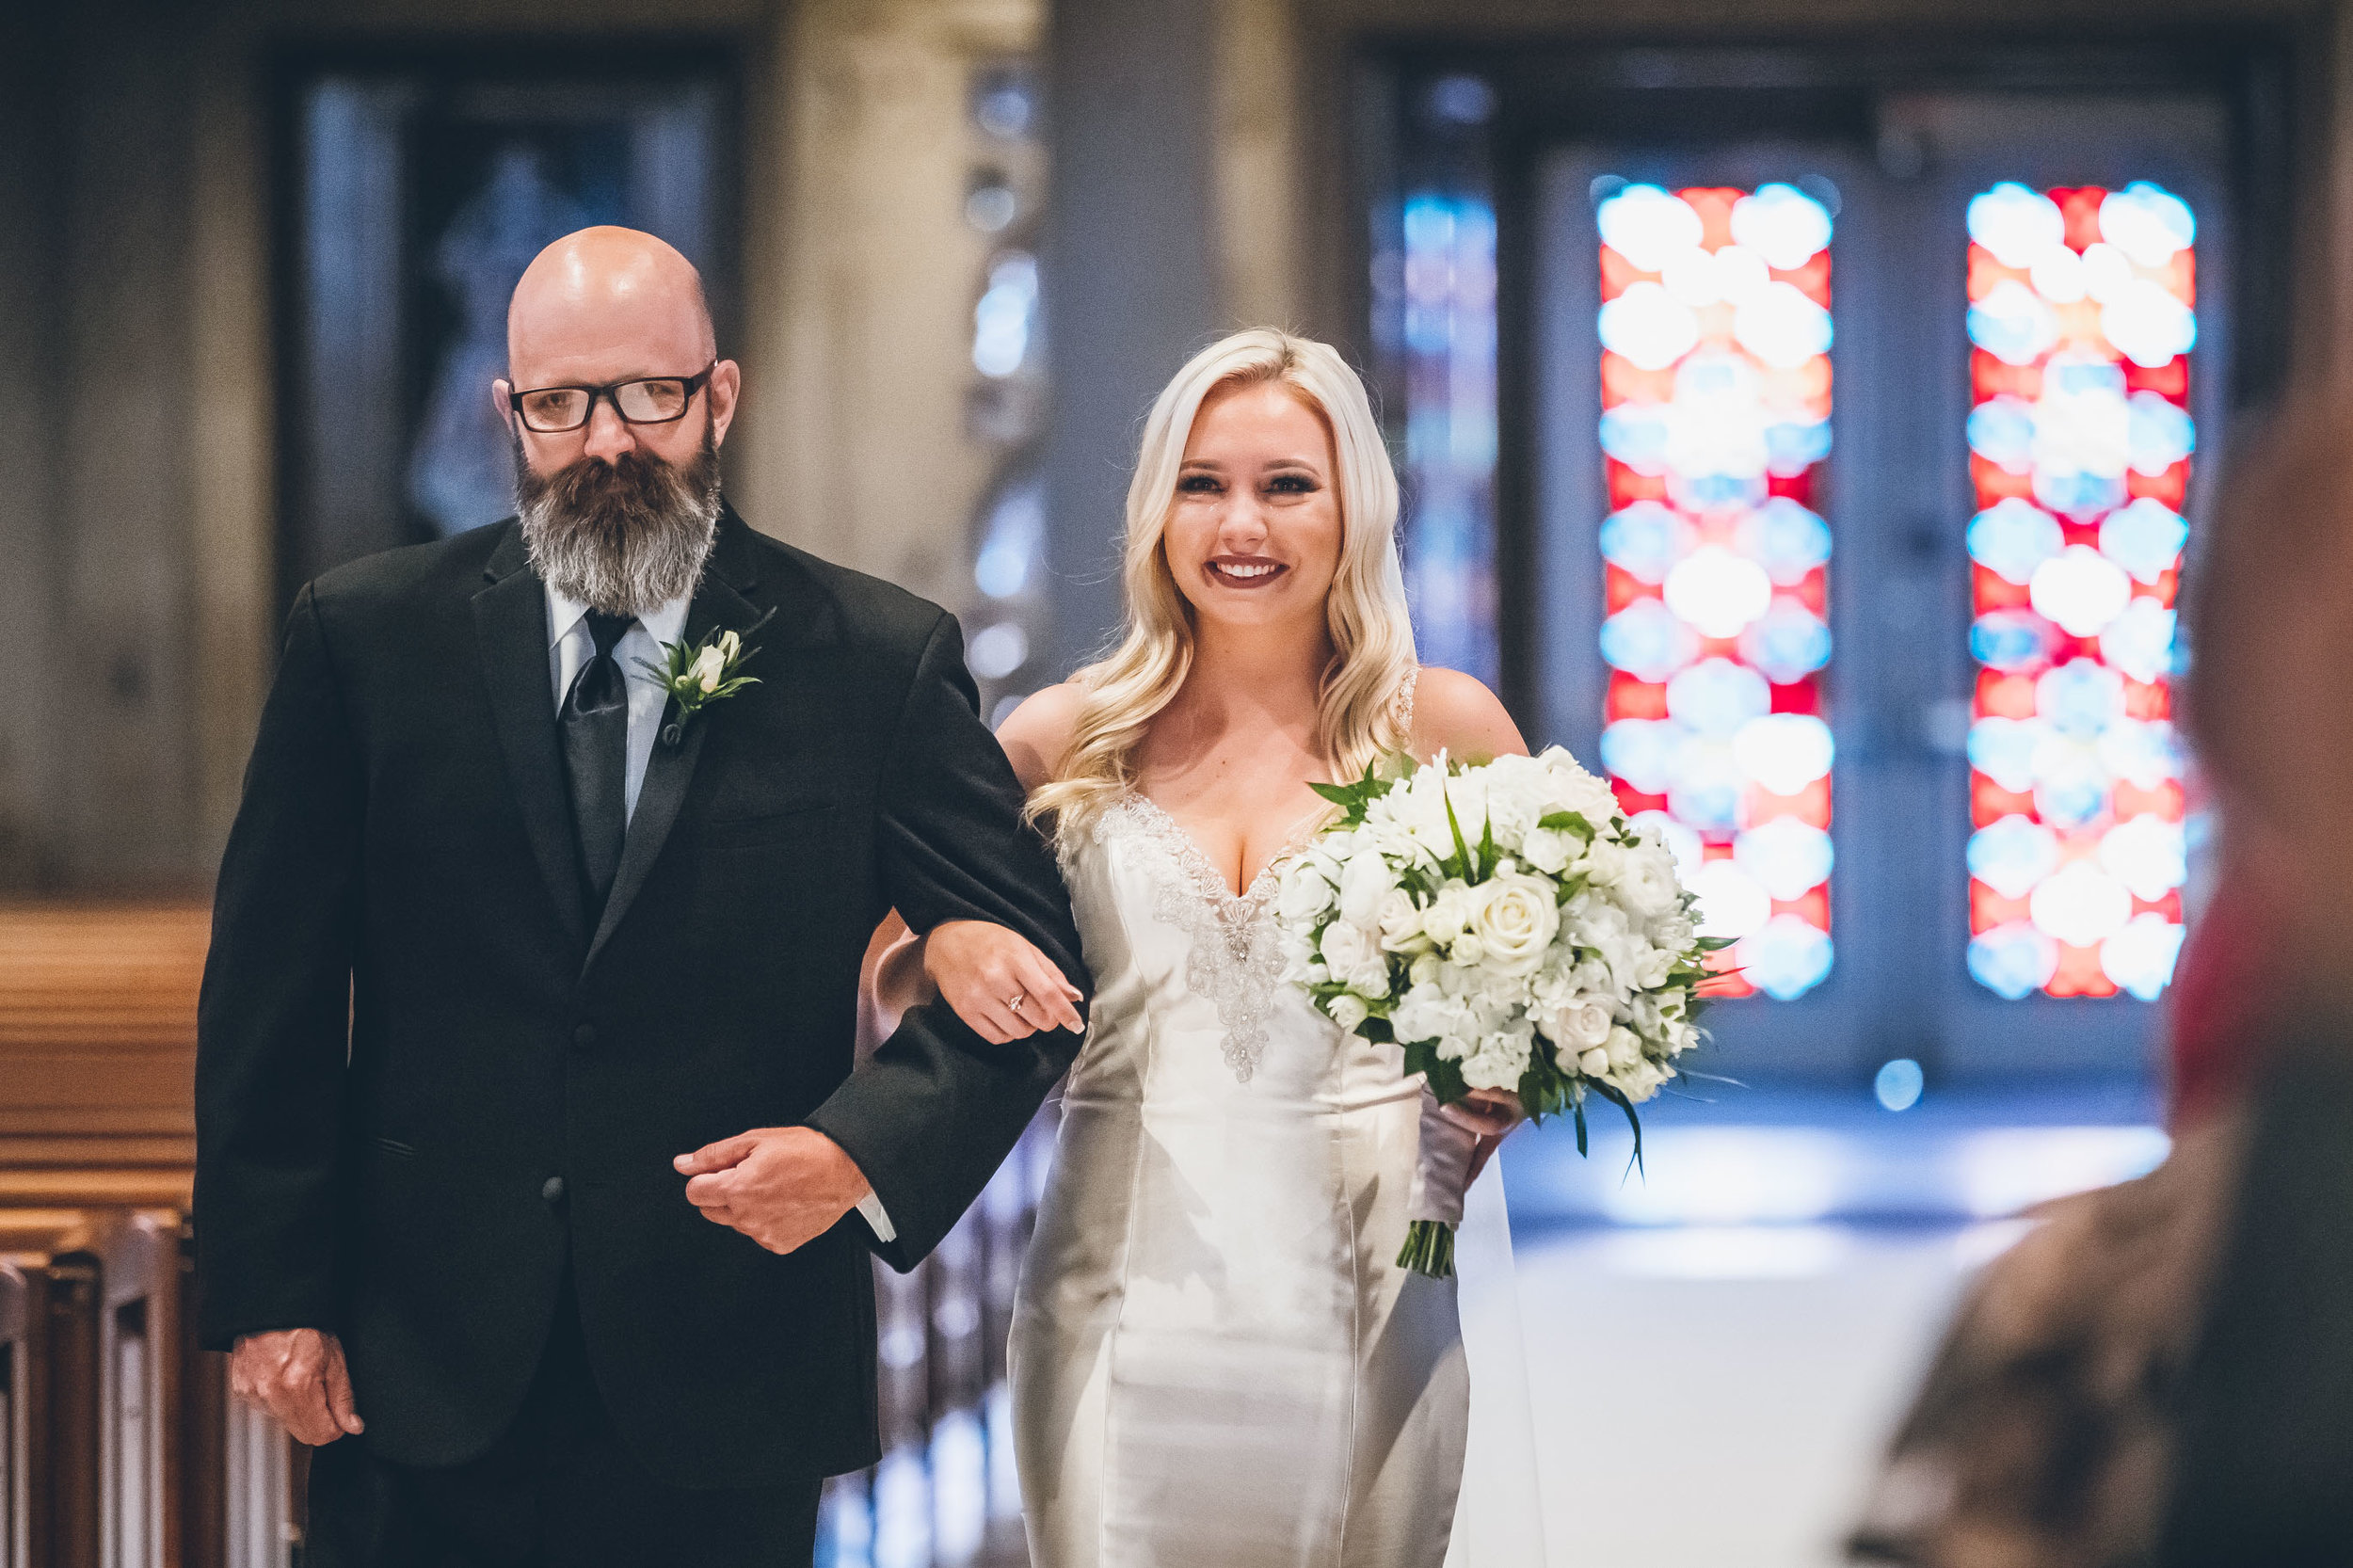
{"left": 995, "top": 681, "right": 1086, "bottom": 792}
{"left": 1408, "top": 667, "right": 1529, "bottom": 761}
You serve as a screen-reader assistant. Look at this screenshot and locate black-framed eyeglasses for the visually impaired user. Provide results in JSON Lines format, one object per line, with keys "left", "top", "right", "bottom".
{"left": 507, "top": 364, "right": 715, "bottom": 434}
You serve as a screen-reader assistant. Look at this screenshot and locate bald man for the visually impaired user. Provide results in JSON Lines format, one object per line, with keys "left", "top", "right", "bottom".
{"left": 194, "top": 229, "right": 1089, "bottom": 1564}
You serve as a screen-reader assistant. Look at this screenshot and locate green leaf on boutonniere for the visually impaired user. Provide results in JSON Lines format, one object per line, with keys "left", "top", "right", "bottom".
{"left": 640, "top": 605, "right": 777, "bottom": 746}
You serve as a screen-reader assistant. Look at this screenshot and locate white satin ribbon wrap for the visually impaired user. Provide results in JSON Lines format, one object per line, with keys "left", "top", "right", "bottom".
{"left": 1409, "top": 1086, "right": 1481, "bottom": 1225}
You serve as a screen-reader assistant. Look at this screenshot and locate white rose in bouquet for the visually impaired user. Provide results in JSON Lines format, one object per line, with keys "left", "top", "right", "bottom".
{"left": 1418, "top": 883, "right": 1477, "bottom": 949}
{"left": 1617, "top": 840, "right": 1684, "bottom": 920}
{"left": 1376, "top": 889, "right": 1430, "bottom": 954}
{"left": 1318, "top": 919, "right": 1392, "bottom": 999}
{"left": 1280, "top": 745, "right": 1729, "bottom": 1278}
{"left": 1465, "top": 873, "right": 1559, "bottom": 977}
{"left": 1619, "top": 1055, "right": 1673, "bottom": 1102}
{"left": 1574, "top": 836, "right": 1628, "bottom": 888}
{"left": 1543, "top": 762, "right": 1622, "bottom": 827}
{"left": 1538, "top": 997, "right": 1614, "bottom": 1052}
{"left": 1337, "top": 848, "right": 1394, "bottom": 928}
{"left": 1319, "top": 916, "right": 1370, "bottom": 968}
{"left": 1517, "top": 824, "right": 1577, "bottom": 875}
{"left": 1277, "top": 858, "right": 1337, "bottom": 923}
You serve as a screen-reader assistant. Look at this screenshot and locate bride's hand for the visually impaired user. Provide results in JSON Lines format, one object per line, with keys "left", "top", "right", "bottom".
{"left": 1441, "top": 1087, "right": 1527, "bottom": 1184}
{"left": 1438, "top": 1087, "right": 1525, "bottom": 1141}
{"left": 923, "top": 920, "right": 1085, "bottom": 1043}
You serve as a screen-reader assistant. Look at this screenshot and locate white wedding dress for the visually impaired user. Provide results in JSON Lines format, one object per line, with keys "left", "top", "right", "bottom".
{"left": 1011, "top": 792, "right": 1548, "bottom": 1568}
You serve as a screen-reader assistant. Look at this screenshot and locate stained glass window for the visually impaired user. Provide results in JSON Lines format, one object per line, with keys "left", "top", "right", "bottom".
{"left": 1593, "top": 182, "right": 1837, "bottom": 1001}
{"left": 1396, "top": 188, "right": 1500, "bottom": 684}
{"left": 1961, "top": 182, "right": 2195, "bottom": 1001}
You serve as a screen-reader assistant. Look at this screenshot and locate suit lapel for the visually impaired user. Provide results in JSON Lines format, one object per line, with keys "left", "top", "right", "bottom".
{"left": 472, "top": 527, "right": 590, "bottom": 949}
{"left": 582, "top": 515, "right": 770, "bottom": 975}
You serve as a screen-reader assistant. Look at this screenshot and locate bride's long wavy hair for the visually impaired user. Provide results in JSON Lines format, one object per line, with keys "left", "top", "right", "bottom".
{"left": 1028, "top": 328, "right": 1419, "bottom": 833}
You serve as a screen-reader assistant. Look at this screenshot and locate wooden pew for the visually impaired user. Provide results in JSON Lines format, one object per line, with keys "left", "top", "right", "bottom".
{"left": 0, "top": 1206, "right": 296, "bottom": 1568}
{"left": 170, "top": 1223, "right": 236, "bottom": 1568}
{"left": 3, "top": 1256, "right": 24, "bottom": 1568}
{"left": 218, "top": 1398, "right": 296, "bottom": 1568}
{"left": 0, "top": 904, "right": 209, "bottom": 1187}
{"left": 91, "top": 1210, "right": 181, "bottom": 1568}
{"left": 0, "top": 1210, "right": 103, "bottom": 1568}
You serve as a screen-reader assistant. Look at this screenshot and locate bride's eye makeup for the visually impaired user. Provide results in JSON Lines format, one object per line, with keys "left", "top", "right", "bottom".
{"left": 1176, "top": 472, "right": 1224, "bottom": 494}
{"left": 1265, "top": 471, "right": 1320, "bottom": 496}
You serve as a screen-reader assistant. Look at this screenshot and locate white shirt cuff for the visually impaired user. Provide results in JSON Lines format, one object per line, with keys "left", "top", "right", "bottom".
{"left": 856, "top": 1189, "right": 896, "bottom": 1243}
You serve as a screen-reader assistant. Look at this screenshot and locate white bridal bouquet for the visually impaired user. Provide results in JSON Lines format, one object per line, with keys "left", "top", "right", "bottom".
{"left": 1276, "top": 747, "right": 1726, "bottom": 1276}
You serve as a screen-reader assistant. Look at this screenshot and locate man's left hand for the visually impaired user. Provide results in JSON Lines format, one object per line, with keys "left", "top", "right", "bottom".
{"left": 676, "top": 1127, "right": 872, "bottom": 1255}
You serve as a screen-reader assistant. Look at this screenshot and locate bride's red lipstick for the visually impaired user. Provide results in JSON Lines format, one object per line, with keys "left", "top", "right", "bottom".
{"left": 1207, "top": 555, "right": 1288, "bottom": 588}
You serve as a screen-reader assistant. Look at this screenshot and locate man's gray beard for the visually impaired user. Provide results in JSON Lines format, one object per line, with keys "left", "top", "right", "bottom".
{"left": 514, "top": 427, "right": 723, "bottom": 616}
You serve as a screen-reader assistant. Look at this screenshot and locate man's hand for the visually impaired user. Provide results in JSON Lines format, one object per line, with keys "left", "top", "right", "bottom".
{"left": 676, "top": 1127, "right": 873, "bottom": 1255}
{"left": 922, "top": 919, "right": 1085, "bottom": 1043}
{"left": 229, "top": 1328, "right": 363, "bottom": 1447}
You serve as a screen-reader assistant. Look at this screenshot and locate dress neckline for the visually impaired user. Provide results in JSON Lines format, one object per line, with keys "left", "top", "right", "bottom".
{"left": 1114, "top": 790, "right": 1327, "bottom": 911}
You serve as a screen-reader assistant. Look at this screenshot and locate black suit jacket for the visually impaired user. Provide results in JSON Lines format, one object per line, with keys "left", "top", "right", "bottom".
{"left": 193, "top": 508, "right": 1087, "bottom": 1484}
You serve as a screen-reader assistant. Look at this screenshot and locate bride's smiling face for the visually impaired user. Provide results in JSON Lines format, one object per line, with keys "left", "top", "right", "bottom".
{"left": 1162, "top": 379, "right": 1344, "bottom": 633}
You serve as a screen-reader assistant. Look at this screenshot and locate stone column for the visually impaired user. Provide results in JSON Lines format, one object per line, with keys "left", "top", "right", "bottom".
{"left": 1039, "top": 0, "right": 1221, "bottom": 675}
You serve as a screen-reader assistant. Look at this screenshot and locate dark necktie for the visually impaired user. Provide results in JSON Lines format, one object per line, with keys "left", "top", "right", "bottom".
{"left": 560, "top": 610, "right": 635, "bottom": 915}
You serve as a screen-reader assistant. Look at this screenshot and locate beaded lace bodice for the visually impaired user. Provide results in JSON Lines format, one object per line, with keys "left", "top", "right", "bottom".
{"left": 1053, "top": 670, "right": 1417, "bottom": 1085}
{"left": 1074, "top": 792, "right": 1298, "bottom": 1081}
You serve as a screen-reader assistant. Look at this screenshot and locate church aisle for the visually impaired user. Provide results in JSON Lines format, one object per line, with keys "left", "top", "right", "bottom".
{"left": 1513, "top": 1223, "right": 1985, "bottom": 1568}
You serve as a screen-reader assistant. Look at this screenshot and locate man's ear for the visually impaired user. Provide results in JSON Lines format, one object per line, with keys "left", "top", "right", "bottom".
{"left": 492, "top": 377, "right": 516, "bottom": 435}
{"left": 708, "top": 360, "right": 743, "bottom": 448}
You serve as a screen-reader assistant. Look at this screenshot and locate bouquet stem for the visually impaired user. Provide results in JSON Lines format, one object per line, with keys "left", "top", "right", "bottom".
{"left": 1398, "top": 1219, "right": 1457, "bottom": 1279}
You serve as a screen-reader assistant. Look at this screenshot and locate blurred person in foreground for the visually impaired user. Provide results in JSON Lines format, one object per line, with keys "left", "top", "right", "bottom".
{"left": 194, "top": 226, "right": 1086, "bottom": 1566}
{"left": 1850, "top": 390, "right": 2353, "bottom": 1567}
{"left": 2147, "top": 386, "right": 2353, "bottom": 1566}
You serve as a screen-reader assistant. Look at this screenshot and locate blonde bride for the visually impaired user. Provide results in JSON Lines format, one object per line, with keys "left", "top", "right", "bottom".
{"left": 902, "top": 328, "right": 1547, "bottom": 1567}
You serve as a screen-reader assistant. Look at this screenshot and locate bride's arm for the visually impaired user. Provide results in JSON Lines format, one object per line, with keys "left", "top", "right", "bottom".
{"left": 1413, "top": 668, "right": 1535, "bottom": 1169}
{"left": 994, "top": 680, "right": 1082, "bottom": 794}
{"left": 866, "top": 911, "right": 931, "bottom": 1026}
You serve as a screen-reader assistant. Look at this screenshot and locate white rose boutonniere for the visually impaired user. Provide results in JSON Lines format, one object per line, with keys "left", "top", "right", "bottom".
{"left": 640, "top": 608, "right": 775, "bottom": 746}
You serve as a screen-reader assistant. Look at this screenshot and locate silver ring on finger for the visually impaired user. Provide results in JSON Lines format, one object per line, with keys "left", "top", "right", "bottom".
{"left": 1006, "top": 993, "right": 1027, "bottom": 1016}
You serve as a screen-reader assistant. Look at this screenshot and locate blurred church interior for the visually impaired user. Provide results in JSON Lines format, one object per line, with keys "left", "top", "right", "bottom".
{"left": 0, "top": 0, "right": 2339, "bottom": 1562}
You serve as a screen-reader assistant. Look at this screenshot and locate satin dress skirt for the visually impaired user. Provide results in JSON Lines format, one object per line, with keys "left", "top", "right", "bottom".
{"left": 1011, "top": 796, "right": 1474, "bottom": 1568}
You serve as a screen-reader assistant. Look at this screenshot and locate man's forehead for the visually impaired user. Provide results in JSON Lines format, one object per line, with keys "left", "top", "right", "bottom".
{"left": 508, "top": 297, "right": 709, "bottom": 380}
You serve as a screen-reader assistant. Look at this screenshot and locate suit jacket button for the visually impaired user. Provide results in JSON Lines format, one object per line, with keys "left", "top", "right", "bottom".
{"left": 572, "top": 1025, "right": 596, "bottom": 1050}
{"left": 541, "top": 1176, "right": 567, "bottom": 1206}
